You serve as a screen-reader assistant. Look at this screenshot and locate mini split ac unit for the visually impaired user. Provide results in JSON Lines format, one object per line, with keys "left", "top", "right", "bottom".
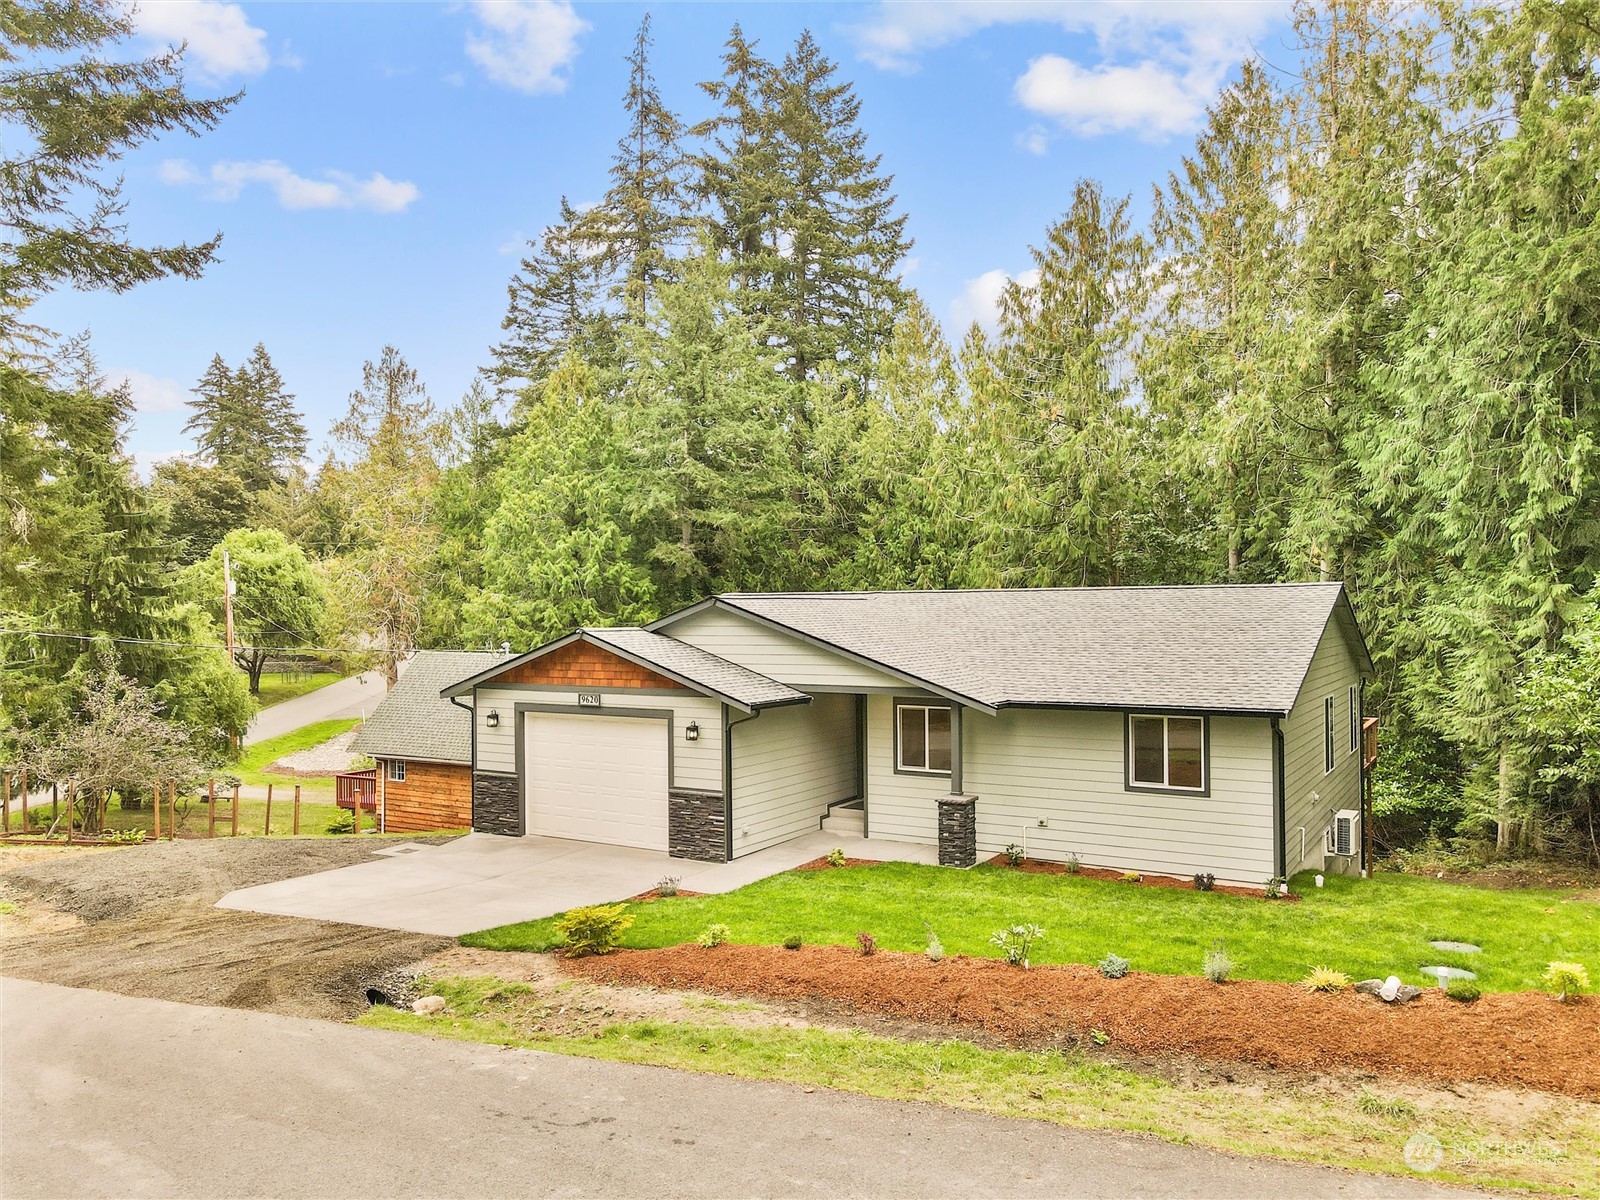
{"left": 1326, "top": 809, "right": 1360, "bottom": 857}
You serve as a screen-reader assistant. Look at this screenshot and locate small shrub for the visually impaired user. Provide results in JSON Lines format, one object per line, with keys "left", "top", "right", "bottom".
{"left": 1263, "top": 875, "right": 1288, "bottom": 898}
{"left": 781, "top": 934, "right": 802, "bottom": 950}
{"left": 1192, "top": 872, "right": 1216, "bottom": 892}
{"left": 1355, "top": 1090, "right": 1418, "bottom": 1120}
{"left": 1542, "top": 961, "right": 1590, "bottom": 1002}
{"left": 696, "top": 923, "right": 731, "bottom": 949}
{"left": 1098, "top": 953, "right": 1129, "bottom": 979}
{"left": 1003, "top": 843, "right": 1024, "bottom": 866}
{"left": 826, "top": 847, "right": 847, "bottom": 868}
{"left": 325, "top": 810, "right": 355, "bottom": 835}
{"left": 655, "top": 875, "right": 681, "bottom": 897}
{"left": 103, "top": 828, "right": 146, "bottom": 844}
{"left": 1063, "top": 851, "right": 1081, "bottom": 875}
{"left": 1203, "top": 939, "right": 1234, "bottom": 983}
{"left": 923, "top": 921, "right": 944, "bottom": 963}
{"left": 1119, "top": 871, "right": 1141, "bottom": 884}
{"left": 1445, "top": 980, "right": 1481, "bottom": 1003}
{"left": 1089, "top": 1029, "right": 1110, "bottom": 1046}
{"left": 1301, "top": 966, "right": 1350, "bottom": 993}
{"left": 555, "top": 904, "right": 634, "bottom": 957}
{"left": 990, "top": 923, "right": 1045, "bottom": 968}
{"left": 856, "top": 931, "right": 877, "bottom": 956}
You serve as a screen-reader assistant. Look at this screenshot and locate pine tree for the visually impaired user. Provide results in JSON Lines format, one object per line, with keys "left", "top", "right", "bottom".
{"left": 239, "top": 342, "right": 308, "bottom": 477}
{"left": 692, "top": 24, "right": 777, "bottom": 291}
{"left": 182, "top": 345, "right": 308, "bottom": 490}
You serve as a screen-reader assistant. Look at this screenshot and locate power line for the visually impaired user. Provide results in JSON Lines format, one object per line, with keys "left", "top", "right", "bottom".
{"left": 0, "top": 629, "right": 491, "bottom": 656}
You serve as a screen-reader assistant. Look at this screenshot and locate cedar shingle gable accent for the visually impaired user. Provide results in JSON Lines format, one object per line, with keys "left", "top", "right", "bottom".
{"left": 489, "top": 640, "right": 690, "bottom": 690}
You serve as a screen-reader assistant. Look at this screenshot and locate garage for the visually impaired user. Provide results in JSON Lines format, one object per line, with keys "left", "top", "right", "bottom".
{"left": 524, "top": 711, "right": 669, "bottom": 850}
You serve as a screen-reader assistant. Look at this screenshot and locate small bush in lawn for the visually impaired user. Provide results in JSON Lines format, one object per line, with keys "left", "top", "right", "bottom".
{"left": 782, "top": 934, "right": 802, "bottom": 950}
{"left": 325, "top": 810, "right": 355, "bottom": 835}
{"left": 990, "top": 923, "right": 1045, "bottom": 968}
{"left": 1098, "top": 953, "right": 1129, "bottom": 979}
{"left": 856, "top": 931, "right": 877, "bottom": 956}
{"left": 555, "top": 904, "right": 634, "bottom": 957}
{"left": 1120, "top": 871, "right": 1142, "bottom": 884}
{"left": 1263, "top": 875, "right": 1288, "bottom": 898}
{"left": 826, "top": 847, "right": 847, "bottom": 868}
{"left": 1445, "top": 980, "right": 1481, "bottom": 1003}
{"left": 1542, "top": 961, "right": 1590, "bottom": 1002}
{"left": 655, "top": 875, "right": 681, "bottom": 897}
{"left": 696, "top": 923, "right": 731, "bottom": 949}
{"left": 1004, "top": 843, "right": 1024, "bottom": 866}
{"left": 1063, "top": 852, "right": 1081, "bottom": 875}
{"left": 1203, "top": 940, "right": 1234, "bottom": 983}
{"left": 1300, "top": 966, "right": 1350, "bottom": 993}
{"left": 1356, "top": 1091, "right": 1417, "bottom": 1120}
{"left": 1192, "top": 872, "right": 1216, "bottom": 892}
{"left": 922, "top": 921, "right": 944, "bottom": 963}
{"left": 104, "top": 828, "right": 146, "bottom": 844}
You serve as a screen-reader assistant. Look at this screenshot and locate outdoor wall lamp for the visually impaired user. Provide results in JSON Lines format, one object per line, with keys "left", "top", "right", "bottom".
{"left": 486, "top": 710, "right": 500, "bottom": 729}
{"left": 684, "top": 721, "right": 700, "bottom": 742}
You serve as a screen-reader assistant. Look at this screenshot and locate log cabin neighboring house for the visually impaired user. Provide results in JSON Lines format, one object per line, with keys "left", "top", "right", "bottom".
{"left": 348, "top": 650, "right": 500, "bottom": 833}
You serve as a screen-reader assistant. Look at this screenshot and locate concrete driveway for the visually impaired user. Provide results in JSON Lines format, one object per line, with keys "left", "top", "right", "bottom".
{"left": 216, "top": 830, "right": 939, "bottom": 936}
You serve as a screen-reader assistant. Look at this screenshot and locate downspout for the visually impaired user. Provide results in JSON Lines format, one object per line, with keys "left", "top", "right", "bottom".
{"left": 1271, "top": 717, "right": 1287, "bottom": 880}
{"left": 724, "top": 703, "right": 762, "bottom": 862}
{"left": 449, "top": 692, "right": 476, "bottom": 833}
{"left": 1357, "top": 679, "right": 1369, "bottom": 877}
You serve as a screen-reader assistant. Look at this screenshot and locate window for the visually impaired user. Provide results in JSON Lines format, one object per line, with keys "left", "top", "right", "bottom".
{"left": 387, "top": 759, "right": 406, "bottom": 783}
{"left": 896, "top": 702, "right": 952, "bottom": 774}
{"left": 1349, "top": 685, "right": 1360, "bottom": 754}
{"left": 1323, "top": 697, "right": 1335, "bottom": 774}
{"left": 1127, "top": 715, "right": 1206, "bottom": 792}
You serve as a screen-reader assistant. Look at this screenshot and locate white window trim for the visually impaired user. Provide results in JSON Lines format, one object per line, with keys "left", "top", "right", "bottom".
{"left": 894, "top": 702, "right": 952, "bottom": 776}
{"left": 1323, "top": 697, "right": 1335, "bottom": 775}
{"left": 387, "top": 759, "right": 406, "bottom": 783}
{"left": 1125, "top": 714, "right": 1209, "bottom": 795}
{"left": 1349, "top": 684, "right": 1360, "bottom": 754}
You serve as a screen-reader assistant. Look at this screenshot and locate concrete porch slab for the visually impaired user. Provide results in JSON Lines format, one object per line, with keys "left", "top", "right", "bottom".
{"left": 216, "top": 829, "right": 942, "bottom": 937}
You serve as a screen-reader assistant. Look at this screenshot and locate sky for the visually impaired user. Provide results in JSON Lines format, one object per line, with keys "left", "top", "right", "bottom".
{"left": 31, "top": 0, "right": 1298, "bottom": 472}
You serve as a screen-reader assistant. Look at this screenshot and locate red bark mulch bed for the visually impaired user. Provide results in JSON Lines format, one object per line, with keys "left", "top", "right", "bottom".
{"left": 793, "top": 856, "right": 884, "bottom": 871}
{"left": 566, "top": 943, "right": 1600, "bottom": 1099}
{"left": 628, "top": 888, "right": 707, "bottom": 902}
{"left": 988, "top": 855, "right": 1298, "bottom": 900}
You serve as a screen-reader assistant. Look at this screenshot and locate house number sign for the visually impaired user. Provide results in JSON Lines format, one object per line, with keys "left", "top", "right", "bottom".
{"left": 577, "top": 693, "right": 602, "bottom": 707}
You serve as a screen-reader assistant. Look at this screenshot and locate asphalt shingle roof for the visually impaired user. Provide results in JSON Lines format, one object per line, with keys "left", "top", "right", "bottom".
{"left": 581, "top": 627, "right": 808, "bottom": 711}
{"left": 350, "top": 650, "right": 502, "bottom": 764}
{"left": 706, "top": 584, "right": 1367, "bottom": 715}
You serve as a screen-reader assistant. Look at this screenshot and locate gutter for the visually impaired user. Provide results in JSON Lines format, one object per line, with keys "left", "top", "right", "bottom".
{"left": 1271, "top": 716, "right": 1287, "bottom": 880}
{"left": 449, "top": 692, "right": 477, "bottom": 833}
{"left": 722, "top": 703, "right": 763, "bottom": 862}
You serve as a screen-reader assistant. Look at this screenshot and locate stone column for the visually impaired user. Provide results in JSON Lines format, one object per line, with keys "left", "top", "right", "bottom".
{"left": 669, "top": 789, "right": 728, "bottom": 862}
{"left": 937, "top": 794, "right": 977, "bottom": 868}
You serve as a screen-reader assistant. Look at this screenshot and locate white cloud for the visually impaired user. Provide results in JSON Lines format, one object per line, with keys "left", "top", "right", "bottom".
{"left": 1015, "top": 55, "right": 1216, "bottom": 138}
{"left": 846, "top": 1, "right": 1284, "bottom": 140}
{"left": 108, "top": 367, "right": 188, "bottom": 414}
{"left": 162, "top": 158, "right": 420, "bottom": 213}
{"left": 949, "top": 266, "right": 1039, "bottom": 333}
{"left": 134, "top": 0, "right": 272, "bottom": 79}
{"left": 464, "top": 0, "right": 588, "bottom": 95}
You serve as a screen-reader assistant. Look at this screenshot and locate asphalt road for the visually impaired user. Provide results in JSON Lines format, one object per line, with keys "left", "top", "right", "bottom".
{"left": 245, "top": 671, "right": 393, "bottom": 745}
{"left": 0, "top": 979, "right": 1454, "bottom": 1200}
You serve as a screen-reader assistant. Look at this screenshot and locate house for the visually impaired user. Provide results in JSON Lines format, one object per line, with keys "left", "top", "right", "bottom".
{"left": 348, "top": 650, "right": 501, "bottom": 833}
{"left": 438, "top": 584, "right": 1376, "bottom": 885}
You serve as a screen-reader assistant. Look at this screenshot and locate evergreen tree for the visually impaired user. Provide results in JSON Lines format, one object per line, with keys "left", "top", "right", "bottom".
{"left": 148, "top": 459, "right": 252, "bottom": 565}
{"left": 182, "top": 344, "right": 308, "bottom": 490}
{"left": 692, "top": 24, "right": 777, "bottom": 290}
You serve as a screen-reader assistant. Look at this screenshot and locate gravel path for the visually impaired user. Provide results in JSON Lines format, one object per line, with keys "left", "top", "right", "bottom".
{"left": 269, "top": 729, "right": 362, "bottom": 775}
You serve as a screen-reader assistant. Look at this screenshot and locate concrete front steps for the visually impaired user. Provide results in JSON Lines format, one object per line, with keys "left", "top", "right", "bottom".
{"left": 820, "top": 801, "right": 864, "bottom": 837}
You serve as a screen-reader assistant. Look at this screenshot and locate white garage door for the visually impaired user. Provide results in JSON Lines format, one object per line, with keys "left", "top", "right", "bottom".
{"left": 525, "top": 712, "right": 669, "bottom": 850}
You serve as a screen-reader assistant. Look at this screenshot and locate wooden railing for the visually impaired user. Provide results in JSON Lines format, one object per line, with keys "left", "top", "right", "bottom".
{"left": 1362, "top": 716, "right": 1380, "bottom": 772}
{"left": 335, "top": 768, "right": 379, "bottom": 812}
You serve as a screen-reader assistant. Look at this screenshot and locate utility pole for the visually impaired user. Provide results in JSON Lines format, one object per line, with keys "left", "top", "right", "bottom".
{"left": 222, "top": 548, "right": 238, "bottom": 750}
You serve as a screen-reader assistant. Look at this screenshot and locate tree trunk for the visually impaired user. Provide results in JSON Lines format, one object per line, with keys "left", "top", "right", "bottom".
{"left": 1495, "top": 748, "right": 1516, "bottom": 852}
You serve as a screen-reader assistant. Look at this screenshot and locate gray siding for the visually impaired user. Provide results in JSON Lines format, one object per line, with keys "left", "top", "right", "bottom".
{"left": 664, "top": 607, "right": 911, "bottom": 692}
{"left": 1282, "top": 620, "right": 1364, "bottom": 874}
{"left": 730, "top": 693, "right": 856, "bottom": 857}
{"left": 471, "top": 686, "right": 723, "bottom": 794}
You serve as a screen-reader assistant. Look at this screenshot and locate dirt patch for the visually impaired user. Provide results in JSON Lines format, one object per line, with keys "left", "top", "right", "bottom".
{"left": 793, "top": 856, "right": 883, "bottom": 871}
{"left": 987, "top": 855, "right": 1292, "bottom": 900}
{"left": 0, "top": 836, "right": 457, "bottom": 1020}
{"left": 565, "top": 943, "right": 1600, "bottom": 1100}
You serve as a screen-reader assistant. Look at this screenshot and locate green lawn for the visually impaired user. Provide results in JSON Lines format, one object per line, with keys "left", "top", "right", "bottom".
{"left": 234, "top": 718, "right": 362, "bottom": 791}
{"left": 462, "top": 862, "right": 1598, "bottom": 994}
{"left": 254, "top": 671, "right": 343, "bottom": 708}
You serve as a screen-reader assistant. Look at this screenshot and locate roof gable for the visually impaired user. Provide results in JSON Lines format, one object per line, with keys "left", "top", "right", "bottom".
{"left": 349, "top": 650, "right": 501, "bottom": 764}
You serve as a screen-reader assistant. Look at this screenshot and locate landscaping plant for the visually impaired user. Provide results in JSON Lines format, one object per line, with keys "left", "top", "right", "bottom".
{"left": 1300, "top": 966, "right": 1350, "bottom": 993}
{"left": 1192, "top": 873, "right": 1216, "bottom": 892}
{"left": 1445, "top": 980, "right": 1481, "bottom": 1003}
{"left": 855, "top": 931, "right": 878, "bottom": 956}
{"left": 1062, "top": 852, "right": 1081, "bottom": 875}
{"left": 1004, "top": 844, "right": 1023, "bottom": 866}
{"left": 555, "top": 904, "right": 634, "bottom": 957}
{"left": 325, "top": 810, "right": 355, "bottom": 835}
{"left": 922, "top": 921, "right": 944, "bottom": 963}
{"left": 104, "top": 828, "right": 146, "bottom": 844}
{"left": 696, "top": 923, "right": 731, "bottom": 948}
{"left": 1542, "top": 960, "right": 1590, "bottom": 1002}
{"left": 1119, "top": 872, "right": 1141, "bottom": 884}
{"left": 1263, "top": 876, "right": 1288, "bottom": 899}
{"left": 990, "top": 923, "right": 1044, "bottom": 968}
{"left": 1098, "top": 953, "right": 1129, "bottom": 979}
{"left": 826, "top": 848, "right": 847, "bottom": 868}
{"left": 782, "top": 934, "right": 802, "bottom": 950}
{"left": 1203, "top": 940, "right": 1234, "bottom": 983}
{"left": 656, "top": 875, "right": 681, "bottom": 897}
